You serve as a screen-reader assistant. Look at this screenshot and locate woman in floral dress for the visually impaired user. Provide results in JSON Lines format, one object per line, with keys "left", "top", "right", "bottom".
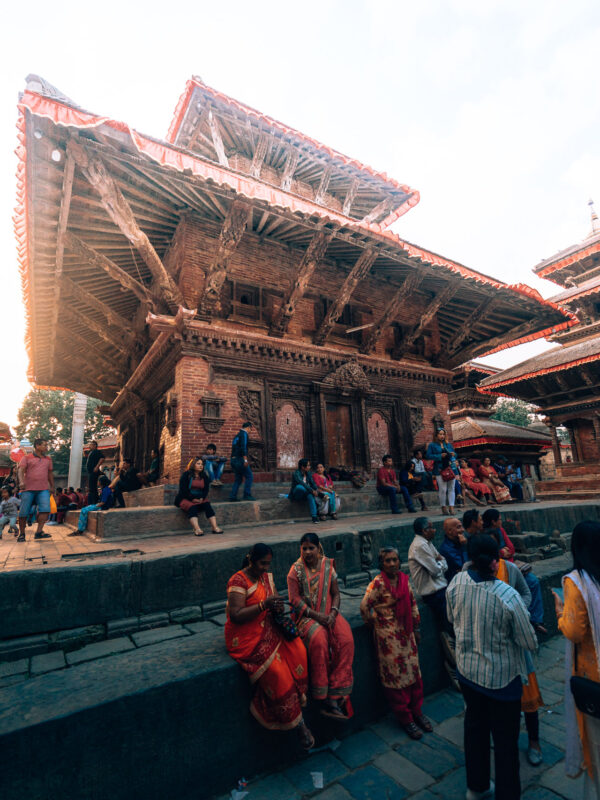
{"left": 360, "top": 546, "right": 433, "bottom": 740}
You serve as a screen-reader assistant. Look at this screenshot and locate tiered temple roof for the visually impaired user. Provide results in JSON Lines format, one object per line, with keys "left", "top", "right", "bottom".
{"left": 15, "top": 75, "right": 574, "bottom": 402}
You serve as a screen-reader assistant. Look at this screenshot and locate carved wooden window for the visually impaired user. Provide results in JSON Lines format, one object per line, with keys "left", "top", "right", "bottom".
{"left": 319, "top": 299, "right": 361, "bottom": 341}
{"left": 227, "top": 280, "right": 266, "bottom": 322}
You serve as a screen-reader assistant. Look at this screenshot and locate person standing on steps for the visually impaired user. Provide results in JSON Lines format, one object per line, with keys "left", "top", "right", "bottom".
{"left": 17, "top": 437, "right": 54, "bottom": 542}
{"left": 426, "top": 428, "right": 458, "bottom": 515}
{"left": 86, "top": 440, "right": 105, "bottom": 503}
{"left": 229, "top": 422, "right": 256, "bottom": 502}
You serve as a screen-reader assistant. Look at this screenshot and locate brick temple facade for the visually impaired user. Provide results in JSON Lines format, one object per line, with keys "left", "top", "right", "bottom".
{"left": 16, "top": 76, "right": 572, "bottom": 483}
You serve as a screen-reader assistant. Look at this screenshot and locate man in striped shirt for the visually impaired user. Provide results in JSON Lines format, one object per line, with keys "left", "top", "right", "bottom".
{"left": 446, "top": 534, "right": 538, "bottom": 800}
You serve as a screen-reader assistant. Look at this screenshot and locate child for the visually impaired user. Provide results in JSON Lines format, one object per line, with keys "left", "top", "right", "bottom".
{"left": 203, "top": 443, "right": 227, "bottom": 486}
{"left": 70, "top": 475, "right": 114, "bottom": 537}
{"left": 0, "top": 487, "right": 19, "bottom": 537}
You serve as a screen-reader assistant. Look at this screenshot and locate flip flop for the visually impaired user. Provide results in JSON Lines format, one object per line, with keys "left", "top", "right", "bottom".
{"left": 212, "top": 529, "right": 224, "bottom": 535}
{"left": 194, "top": 530, "right": 205, "bottom": 537}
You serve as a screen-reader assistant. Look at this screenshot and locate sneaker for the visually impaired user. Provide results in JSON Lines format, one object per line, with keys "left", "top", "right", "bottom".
{"left": 34, "top": 531, "right": 52, "bottom": 539}
{"left": 17, "top": 534, "right": 25, "bottom": 542}
{"left": 312, "top": 517, "right": 320, "bottom": 524}
{"left": 466, "top": 781, "right": 494, "bottom": 800}
{"left": 46, "top": 521, "right": 58, "bottom": 526}
{"left": 527, "top": 746, "right": 543, "bottom": 766}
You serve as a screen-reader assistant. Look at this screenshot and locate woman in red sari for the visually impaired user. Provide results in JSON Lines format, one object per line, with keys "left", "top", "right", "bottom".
{"left": 287, "top": 533, "right": 354, "bottom": 719}
{"left": 360, "top": 546, "right": 433, "bottom": 740}
{"left": 459, "top": 458, "right": 493, "bottom": 505}
{"left": 225, "top": 543, "right": 314, "bottom": 749}
{"left": 478, "top": 457, "right": 512, "bottom": 504}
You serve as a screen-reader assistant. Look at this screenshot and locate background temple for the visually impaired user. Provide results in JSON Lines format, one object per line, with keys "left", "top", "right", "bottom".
{"left": 17, "top": 75, "right": 571, "bottom": 481}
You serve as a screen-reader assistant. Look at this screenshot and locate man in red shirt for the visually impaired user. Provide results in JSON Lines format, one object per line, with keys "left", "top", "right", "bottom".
{"left": 376, "top": 454, "right": 415, "bottom": 513}
{"left": 17, "top": 438, "right": 54, "bottom": 541}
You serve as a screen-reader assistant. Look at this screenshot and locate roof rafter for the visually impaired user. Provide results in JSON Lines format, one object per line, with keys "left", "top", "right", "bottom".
{"left": 61, "top": 275, "right": 137, "bottom": 339}
{"left": 49, "top": 152, "right": 75, "bottom": 378}
{"left": 359, "top": 270, "right": 424, "bottom": 354}
{"left": 394, "top": 282, "right": 460, "bottom": 360}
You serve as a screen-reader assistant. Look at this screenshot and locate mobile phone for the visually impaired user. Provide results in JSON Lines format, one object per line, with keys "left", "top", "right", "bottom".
{"left": 552, "top": 587, "right": 564, "bottom": 602}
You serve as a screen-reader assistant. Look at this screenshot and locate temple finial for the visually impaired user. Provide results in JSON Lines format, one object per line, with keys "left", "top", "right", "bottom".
{"left": 588, "top": 198, "right": 599, "bottom": 236}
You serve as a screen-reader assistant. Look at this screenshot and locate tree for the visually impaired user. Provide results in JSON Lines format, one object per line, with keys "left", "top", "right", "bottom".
{"left": 15, "top": 390, "right": 115, "bottom": 478}
{"left": 490, "top": 398, "right": 536, "bottom": 428}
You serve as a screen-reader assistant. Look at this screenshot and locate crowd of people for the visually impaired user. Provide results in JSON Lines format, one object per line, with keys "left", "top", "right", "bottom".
{"left": 225, "top": 515, "right": 600, "bottom": 800}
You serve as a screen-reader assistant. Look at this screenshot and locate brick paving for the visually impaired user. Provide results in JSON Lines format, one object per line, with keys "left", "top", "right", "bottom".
{"left": 216, "top": 638, "right": 585, "bottom": 800}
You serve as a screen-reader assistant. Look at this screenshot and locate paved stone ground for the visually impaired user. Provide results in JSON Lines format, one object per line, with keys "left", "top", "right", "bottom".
{"left": 215, "top": 637, "right": 585, "bottom": 800}
{"left": 0, "top": 499, "right": 582, "bottom": 573}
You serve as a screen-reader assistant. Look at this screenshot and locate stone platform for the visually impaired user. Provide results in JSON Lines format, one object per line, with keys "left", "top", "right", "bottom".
{"left": 0, "top": 553, "right": 573, "bottom": 800}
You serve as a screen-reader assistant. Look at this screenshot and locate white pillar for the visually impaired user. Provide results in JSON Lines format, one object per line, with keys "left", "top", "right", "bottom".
{"left": 68, "top": 393, "right": 88, "bottom": 488}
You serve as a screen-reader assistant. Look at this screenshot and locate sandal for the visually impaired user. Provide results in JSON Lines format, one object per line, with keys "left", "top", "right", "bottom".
{"left": 403, "top": 722, "right": 423, "bottom": 740}
{"left": 211, "top": 529, "right": 224, "bottom": 535}
{"left": 414, "top": 714, "right": 433, "bottom": 733}
{"left": 320, "top": 703, "right": 348, "bottom": 720}
{"left": 194, "top": 530, "right": 205, "bottom": 537}
{"left": 330, "top": 513, "right": 338, "bottom": 520}
{"left": 297, "top": 723, "right": 315, "bottom": 751}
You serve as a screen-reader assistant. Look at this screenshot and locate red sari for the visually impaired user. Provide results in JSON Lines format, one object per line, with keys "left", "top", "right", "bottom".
{"left": 287, "top": 557, "right": 354, "bottom": 705}
{"left": 460, "top": 467, "right": 492, "bottom": 497}
{"left": 225, "top": 570, "right": 308, "bottom": 730}
{"left": 478, "top": 464, "right": 511, "bottom": 503}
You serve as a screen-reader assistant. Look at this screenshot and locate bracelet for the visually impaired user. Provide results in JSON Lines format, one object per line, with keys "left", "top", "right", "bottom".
{"left": 331, "top": 607, "right": 339, "bottom": 614}
{"left": 259, "top": 601, "right": 265, "bottom": 612}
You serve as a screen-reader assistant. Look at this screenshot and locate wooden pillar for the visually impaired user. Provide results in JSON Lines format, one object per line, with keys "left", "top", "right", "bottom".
{"left": 550, "top": 424, "right": 562, "bottom": 468}
{"left": 566, "top": 422, "right": 580, "bottom": 462}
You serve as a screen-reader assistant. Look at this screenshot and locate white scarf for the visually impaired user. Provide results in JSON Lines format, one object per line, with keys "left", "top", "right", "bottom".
{"left": 562, "top": 569, "right": 600, "bottom": 777}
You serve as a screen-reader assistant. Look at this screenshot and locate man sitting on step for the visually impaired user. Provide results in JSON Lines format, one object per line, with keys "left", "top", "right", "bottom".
{"left": 110, "top": 459, "right": 142, "bottom": 508}
{"left": 289, "top": 458, "right": 322, "bottom": 524}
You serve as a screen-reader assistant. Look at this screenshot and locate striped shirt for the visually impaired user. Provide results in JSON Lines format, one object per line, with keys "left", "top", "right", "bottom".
{"left": 446, "top": 570, "right": 537, "bottom": 690}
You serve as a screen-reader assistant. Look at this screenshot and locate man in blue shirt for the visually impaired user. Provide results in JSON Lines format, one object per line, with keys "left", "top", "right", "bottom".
{"left": 228, "top": 422, "right": 256, "bottom": 501}
{"left": 439, "top": 516, "right": 468, "bottom": 582}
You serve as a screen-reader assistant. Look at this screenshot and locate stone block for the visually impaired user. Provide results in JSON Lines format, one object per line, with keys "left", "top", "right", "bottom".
{"left": 131, "top": 625, "right": 190, "bottom": 648}
{"left": 432, "top": 713, "right": 464, "bottom": 745}
{"left": 207, "top": 613, "right": 227, "bottom": 627}
{"left": 426, "top": 766, "right": 467, "bottom": 799}
{"left": 422, "top": 690, "right": 465, "bottom": 723}
{"left": 395, "top": 739, "right": 457, "bottom": 778}
{"left": 368, "top": 716, "right": 407, "bottom": 747}
{"left": 539, "top": 761, "right": 585, "bottom": 800}
{"left": 344, "top": 572, "right": 370, "bottom": 589}
{"left": 340, "top": 765, "right": 407, "bottom": 800}
{"left": 137, "top": 612, "right": 170, "bottom": 630}
{"left": 66, "top": 637, "right": 135, "bottom": 665}
{"left": 50, "top": 624, "right": 105, "bottom": 652}
{"left": 31, "top": 651, "right": 66, "bottom": 675}
{"left": 374, "top": 750, "right": 435, "bottom": 792}
{"left": 169, "top": 605, "right": 203, "bottom": 624}
{"left": 335, "top": 730, "right": 389, "bottom": 769}
{"left": 0, "top": 634, "right": 49, "bottom": 661}
{"left": 238, "top": 773, "right": 299, "bottom": 800}
{"left": 202, "top": 599, "right": 226, "bottom": 617}
{"left": 424, "top": 732, "right": 465, "bottom": 767}
{"left": 0, "top": 659, "right": 29, "bottom": 678}
{"left": 284, "top": 751, "right": 348, "bottom": 793}
{"left": 0, "top": 674, "right": 28, "bottom": 688}
{"left": 106, "top": 616, "right": 140, "bottom": 638}
{"left": 185, "top": 621, "right": 217, "bottom": 635}
{"left": 308, "top": 786, "right": 352, "bottom": 800}
{"left": 522, "top": 788, "right": 564, "bottom": 799}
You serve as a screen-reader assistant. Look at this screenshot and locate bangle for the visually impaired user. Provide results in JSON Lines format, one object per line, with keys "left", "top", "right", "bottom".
{"left": 259, "top": 601, "right": 264, "bottom": 612}
{"left": 331, "top": 607, "right": 339, "bottom": 614}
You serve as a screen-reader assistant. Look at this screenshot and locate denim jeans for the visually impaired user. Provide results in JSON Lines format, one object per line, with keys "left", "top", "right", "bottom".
{"left": 204, "top": 458, "right": 225, "bottom": 481}
{"left": 290, "top": 485, "right": 318, "bottom": 517}
{"left": 77, "top": 503, "right": 99, "bottom": 532}
{"left": 229, "top": 457, "right": 253, "bottom": 499}
{"left": 524, "top": 571, "right": 543, "bottom": 624}
{"left": 377, "top": 484, "right": 414, "bottom": 512}
{"left": 0, "top": 515, "right": 17, "bottom": 531}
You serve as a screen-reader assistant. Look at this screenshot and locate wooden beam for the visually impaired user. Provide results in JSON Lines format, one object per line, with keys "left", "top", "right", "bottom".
{"left": 314, "top": 249, "right": 377, "bottom": 345}
{"left": 359, "top": 271, "right": 424, "bottom": 354}
{"left": 394, "top": 282, "right": 460, "bottom": 360}
{"left": 581, "top": 367, "right": 595, "bottom": 387}
{"left": 64, "top": 232, "right": 151, "bottom": 305}
{"left": 187, "top": 104, "right": 211, "bottom": 151}
{"left": 207, "top": 111, "right": 229, "bottom": 167}
{"left": 67, "top": 138, "right": 185, "bottom": 311}
{"left": 436, "top": 295, "right": 498, "bottom": 362}
{"left": 250, "top": 132, "right": 270, "bottom": 178}
{"left": 453, "top": 318, "right": 544, "bottom": 365}
{"left": 61, "top": 275, "right": 137, "bottom": 339}
{"left": 554, "top": 373, "right": 571, "bottom": 392}
{"left": 198, "top": 200, "right": 251, "bottom": 314}
{"left": 314, "top": 165, "right": 333, "bottom": 205}
{"left": 361, "top": 198, "right": 394, "bottom": 225}
{"left": 56, "top": 327, "right": 126, "bottom": 381}
{"left": 270, "top": 230, "right": 333, "bottom": 335}
{"left": 281, "top": 147, "right": 299, "bottom": 191}
{"left": 49, "top": 153, "right": 75, "bottom": 378}
{"left": 342, "top": 178, "right": 359, "bottom": 216}
{"left": 61, "top": 306, "right": 131, "bottom": 357}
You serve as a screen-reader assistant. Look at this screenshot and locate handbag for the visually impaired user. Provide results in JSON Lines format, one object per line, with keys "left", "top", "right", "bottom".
{"left": 440, "top": 466, "right": 455, "bottom": 482}
{"left": 571, "top": 644, "right": 600, "bottom": 718}
{"left": 272, "top": 611, "right": 299, "bottom": 640}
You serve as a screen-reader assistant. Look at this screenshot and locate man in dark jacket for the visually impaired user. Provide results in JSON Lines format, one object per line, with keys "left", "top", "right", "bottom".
{"left": 289, "top": 458, "right": 320, "bottom": 523}
{"left": 86, "top": 441, "right": 105, "bottom": 503}
{"left": 438, "top": 517, "right": 468, "bottom": 582}
{"left": 228, "top": 422, "right": 256, "bottom": 501}
{"left": 110, "top": 459, "right": 141, "bottom": 508}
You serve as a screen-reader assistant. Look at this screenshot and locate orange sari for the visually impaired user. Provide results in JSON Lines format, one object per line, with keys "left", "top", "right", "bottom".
{"left": 496, "top": 559, "right": 543, "bottom": 713}
{"left": 225, "top": 570, "right": 308, "bottom": 730}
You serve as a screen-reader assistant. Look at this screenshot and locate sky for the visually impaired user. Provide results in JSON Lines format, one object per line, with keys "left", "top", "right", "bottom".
{"left": 1, "top": 0, "right": 599, "bottom": 429}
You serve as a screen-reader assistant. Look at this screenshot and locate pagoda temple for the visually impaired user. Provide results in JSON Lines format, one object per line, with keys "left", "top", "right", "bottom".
{"left": 15, "top": 75, "right": 573, "bottom": 483}
{"left": 479, "top": 203, "right": 600, "bottom": 497}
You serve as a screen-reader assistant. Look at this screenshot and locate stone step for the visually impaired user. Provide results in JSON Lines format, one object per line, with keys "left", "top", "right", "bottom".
{"left": 70, "top": 492, "right": 442, "bottom": 540}
{"left": 537, "top": 478, "right": 600, "bottom": 493}
{"left": 536, "top": 489, "right": 600, "bottom": 502}
{"left": 509, "top": 531, "right": 551, "bottom": 552}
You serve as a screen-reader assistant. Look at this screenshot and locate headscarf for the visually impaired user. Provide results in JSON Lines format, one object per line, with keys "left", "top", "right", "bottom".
{"left": 381, "top": 569, "right": 413, "bottom": 635}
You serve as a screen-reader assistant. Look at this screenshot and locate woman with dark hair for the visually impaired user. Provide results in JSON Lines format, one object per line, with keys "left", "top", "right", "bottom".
{"left": 459, "top": 458, "right": 492, "bottom": 505}
{"left": 426, "top": 428, "right": 458, "bottom": 515}
{"left": 174, "top": 457, "right": 223, "bottom": 536}
{"left": 553, "top": 520, "right": 600, "bottom": 796}
{"left": 478, "top": 457, "right": 512, "bottom": 504}
{"left": 225, "top": 543, "right": 314, "bottom": 749}
{"left": 447, "top": 534, "right": 537, "bottom": 799}
{"left": 287, "top": 533, "right": 354, "bottom": 719}
{"left": 399, "top": 460, "right": 427, "bottom": 511}
{"left": 360, "top": 546, "right": 432, "bottom": 740}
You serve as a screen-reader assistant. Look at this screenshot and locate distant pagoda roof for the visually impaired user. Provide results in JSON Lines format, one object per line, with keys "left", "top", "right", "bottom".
{"left": 452, "top": 415, "right": 551, "bottom": 449}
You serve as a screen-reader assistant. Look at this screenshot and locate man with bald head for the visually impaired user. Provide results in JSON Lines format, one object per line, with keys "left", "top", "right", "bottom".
{"left": 439, "top": 517, "right": 468, "bottom": 583}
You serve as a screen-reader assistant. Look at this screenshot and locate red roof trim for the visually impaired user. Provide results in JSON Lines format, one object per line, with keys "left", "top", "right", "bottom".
{"left": 454, "top": 436, "right": 551, "bottom": 448}
{"left": 536, "top": 240, "right": 600, "bottom": 278}
{"left": 166, "top": 78, "right": 419, "bottom": 206}
{"left": 478, "top": 351, "right": 600, "bottom": 393}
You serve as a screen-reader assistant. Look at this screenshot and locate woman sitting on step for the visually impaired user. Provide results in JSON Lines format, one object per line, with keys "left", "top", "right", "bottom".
{"left": 287, "top": 532, "right": 355, "bottom": 719}
{"left": 312, "top": 464, "right": 341, "bottom": 520}
{"left": 225, "top": 543, "right": 315, "bottom": 750}
{"left": 174, "top": 456, "right": 223, "bottom": 536}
